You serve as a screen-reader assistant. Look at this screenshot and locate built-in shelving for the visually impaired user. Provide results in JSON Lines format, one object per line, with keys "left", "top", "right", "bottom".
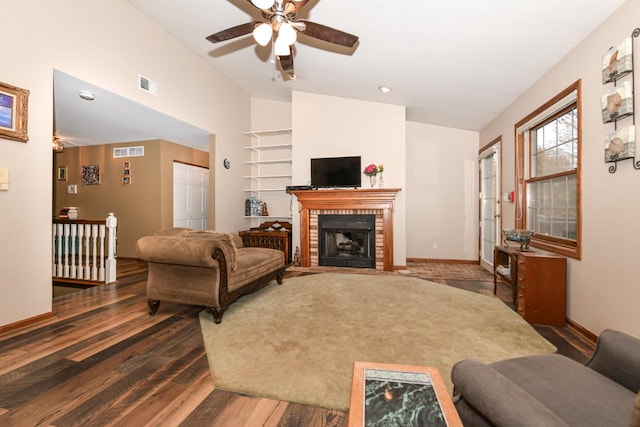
{"left": 243, "top": 128, "right": 293, "bottom": 224}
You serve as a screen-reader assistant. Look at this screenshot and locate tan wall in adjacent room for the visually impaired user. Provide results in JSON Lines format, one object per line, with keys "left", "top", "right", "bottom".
{"left": 53, "top": 140, "right": 208, "bottom": 257}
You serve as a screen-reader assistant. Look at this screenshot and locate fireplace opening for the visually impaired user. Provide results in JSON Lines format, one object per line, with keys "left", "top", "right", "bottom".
{"left": 318, "top": 214, "right": 375, "bottom": 268}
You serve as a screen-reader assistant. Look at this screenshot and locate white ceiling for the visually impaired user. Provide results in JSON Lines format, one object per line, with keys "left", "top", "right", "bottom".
{"left": 54, "top": 0, "right": 626, "bottom": 149}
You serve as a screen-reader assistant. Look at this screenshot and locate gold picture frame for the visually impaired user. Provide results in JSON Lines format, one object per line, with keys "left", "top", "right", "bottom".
{"left": 57, "top": 166, "right": 67, "bottom": 181}
{"left": 0, "top": 81, "right": 29, "bottom": 142}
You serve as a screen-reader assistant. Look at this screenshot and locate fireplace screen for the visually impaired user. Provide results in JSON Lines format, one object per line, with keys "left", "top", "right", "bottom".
{"left": 318, "top": 214, "right": 375, "bottom": 268}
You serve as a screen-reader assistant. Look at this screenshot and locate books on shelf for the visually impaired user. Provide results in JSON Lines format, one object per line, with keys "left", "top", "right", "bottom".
{"left": 59, "top": 206, "right": 78, "bottom": 219}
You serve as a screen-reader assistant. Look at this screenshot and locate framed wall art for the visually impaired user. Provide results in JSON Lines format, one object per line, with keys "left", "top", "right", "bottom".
{"left": 601, "top": 81, "right": 633, "bottom": 123}
{"left": 57, "top": 166, "right": 67, "bottom": 181}
{"left": 605, "top": 126, "right": 635, "bottom": 163}
{"left": 81, "top": 164, "right": 100, "bottom": 185}
{"left": 0, "top": 81, "right": 29, "bottom": 142}
{"left": 602, "top": 37, "right": 633, "bottom": 83}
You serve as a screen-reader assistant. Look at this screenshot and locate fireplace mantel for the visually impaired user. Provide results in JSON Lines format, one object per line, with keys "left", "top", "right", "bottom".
{"left": 288, "top": 189, "right": 401, "bottom": 271}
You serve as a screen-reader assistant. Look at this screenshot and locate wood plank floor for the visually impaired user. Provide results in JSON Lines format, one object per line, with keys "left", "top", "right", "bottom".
{"left": 0, "top": 260, "right": 595, "bottom": 426}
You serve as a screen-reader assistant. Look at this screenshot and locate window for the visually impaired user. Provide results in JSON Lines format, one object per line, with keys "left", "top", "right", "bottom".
{"left": 515, "top": 81, "right": 581, "bottom": 259}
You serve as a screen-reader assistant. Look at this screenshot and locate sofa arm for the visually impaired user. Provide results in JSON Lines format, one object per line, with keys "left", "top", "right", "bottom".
{"left": 585, "top": 329, "right": 640, "bottom": 393}
{"left": 136, "top": 235, "right": 232, "bottom": 269}
{"left": 451, "top": 359, "right": 568, "bottom": 427}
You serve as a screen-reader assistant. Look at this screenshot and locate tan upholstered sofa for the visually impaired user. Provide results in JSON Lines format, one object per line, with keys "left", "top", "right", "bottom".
{"left": 136, "top": 227, "right": 285, "bottom": 324}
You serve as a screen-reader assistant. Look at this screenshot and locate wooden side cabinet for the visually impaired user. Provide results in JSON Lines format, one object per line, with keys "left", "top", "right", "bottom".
{"left": 494, "top": 246, "right": 567, "bottom": 326}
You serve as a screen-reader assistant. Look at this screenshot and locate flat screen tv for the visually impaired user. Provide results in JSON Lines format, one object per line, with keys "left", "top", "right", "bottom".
{"left": 311, "top": 156, "right": 361, "bottom": 188}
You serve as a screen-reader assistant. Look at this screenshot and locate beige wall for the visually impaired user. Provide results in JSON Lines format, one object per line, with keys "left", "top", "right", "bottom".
{"left": 53, "top": 140, "right": 208, "bottom": 257}
{"left": 480, "top": 0, "right": 639, "bottom": 337}
{"left": 405, "top": 122, "right": 480, "bottom": 260}
{"left": 291, "top": 91, "right": 407, "bottom": 266}
{"left": 0, "top": 0, "right": 249, "bottom": 328}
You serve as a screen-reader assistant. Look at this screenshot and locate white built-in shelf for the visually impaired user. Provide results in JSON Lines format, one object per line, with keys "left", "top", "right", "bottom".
{"left": 243, "top": 159, "right": 292, "bottom": 165}
{"left": 243, "top": 188, "right": 287, "bottom": 192}
{"left": 244, "top": 128, "right": 292, "bottom": 138}
{"left": 243, "top": 215, "right": 292, "bottom": 219}
{"left": 244, "top": 174, "right": 292, "bottom": 180}
{"left": 244, "top": 129, "right": 292, "bottom": 223}
{"left": 243, "top": 144, "right": 292, "bottom": 151}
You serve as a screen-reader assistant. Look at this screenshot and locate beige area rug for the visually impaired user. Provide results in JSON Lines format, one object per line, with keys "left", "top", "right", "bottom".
{"left": 199, "top": 273, "right": 556, "bottom": 411}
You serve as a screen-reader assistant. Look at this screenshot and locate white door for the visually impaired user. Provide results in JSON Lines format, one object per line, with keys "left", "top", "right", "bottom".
{"left": 479, "top": 142, "right": 501, "bottom": 272}
{"left": 173, "top": 162, "right": 209, "bottom": 229}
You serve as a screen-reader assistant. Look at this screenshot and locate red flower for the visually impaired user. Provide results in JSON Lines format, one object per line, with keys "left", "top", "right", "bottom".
{"left": 363, "top": 164, "right": 378, "bottom": 176}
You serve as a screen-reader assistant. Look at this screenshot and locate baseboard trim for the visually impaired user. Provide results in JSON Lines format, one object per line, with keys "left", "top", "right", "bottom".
{"left": 406, "top": 258, "right": 479, "bottom": 265}
{"left": 0, "top": 311, "right": 55, "bottom": 336}
{"left": 566, "top": 318, "right": 597, "bottom": 344}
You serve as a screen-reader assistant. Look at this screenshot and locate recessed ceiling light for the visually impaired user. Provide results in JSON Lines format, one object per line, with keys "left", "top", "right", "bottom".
{"left": 378, "top": 86, "right": 392, "bottom": 94}
{"left": 79, "top": 90, "right": 95, "bottom": 101}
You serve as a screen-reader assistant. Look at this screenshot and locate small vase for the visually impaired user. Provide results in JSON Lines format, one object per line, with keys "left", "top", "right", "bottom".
{"left": 369, "top": 175, "right": 376, "bottom": 188}
{"left": 378, "top": 173, "right": 384, "bottom": 188}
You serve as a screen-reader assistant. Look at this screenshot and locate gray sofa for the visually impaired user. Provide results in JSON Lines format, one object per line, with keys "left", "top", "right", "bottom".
{"left": 451, "top": 329, "right": 640, "bottom": 427}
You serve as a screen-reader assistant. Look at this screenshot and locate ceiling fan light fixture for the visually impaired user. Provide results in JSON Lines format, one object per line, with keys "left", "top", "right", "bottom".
{"left": 378, "top": 86, "right": 392, "bottom": 94}
{"left": 251, "top": 0, "right": 275, "bottom": 10}
{"left": 274, "top": 36, "right": 290, "bottom": 56}
{"left": 278, "top": 22, "right": 297, "bottom": 46}
{"left": 253, "top": 22, "right": 273, "bottom": 46}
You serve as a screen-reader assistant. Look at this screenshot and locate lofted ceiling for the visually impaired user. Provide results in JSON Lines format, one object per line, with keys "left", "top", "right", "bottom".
{"left": 54, "top": 1, "right": 626, "bottom": 150}
{"left": 126, "top": 0, "right": 625, "bottom": 131}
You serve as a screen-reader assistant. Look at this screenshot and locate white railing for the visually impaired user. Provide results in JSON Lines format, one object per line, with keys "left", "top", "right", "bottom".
{"left": 52, "top": 213, "right": 118, "bottom": 284}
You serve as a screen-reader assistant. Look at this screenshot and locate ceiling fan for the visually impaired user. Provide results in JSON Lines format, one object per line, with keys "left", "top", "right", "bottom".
{"left": 206, "top": 0, "right": 359, "bottom": 79}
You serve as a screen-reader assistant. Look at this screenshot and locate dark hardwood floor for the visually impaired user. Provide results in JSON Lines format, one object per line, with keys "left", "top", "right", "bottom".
{"left": 0, "top": 260, "right": 595, "bottom": 426}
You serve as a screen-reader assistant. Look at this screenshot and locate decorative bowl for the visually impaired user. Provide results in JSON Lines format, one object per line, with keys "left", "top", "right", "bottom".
{"left": 502, "top": 229, "right": 534, "bottom": 250}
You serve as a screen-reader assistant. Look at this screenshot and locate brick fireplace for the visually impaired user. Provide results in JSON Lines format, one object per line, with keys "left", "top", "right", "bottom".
{"left": 287, "top": 189, "right": 401, "bottom": 271}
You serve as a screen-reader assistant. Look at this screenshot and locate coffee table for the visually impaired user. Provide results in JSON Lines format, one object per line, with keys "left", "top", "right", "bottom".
{"left": 347, "top": 361, "right": 462, "bottom": 427}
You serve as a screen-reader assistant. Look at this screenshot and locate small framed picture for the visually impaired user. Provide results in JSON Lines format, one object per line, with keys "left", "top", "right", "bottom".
{"left": 0, "top": 81, "right": 29, "bottom": 142}
{"left": 602, "top": 38, "right": 633, "bottom": 83}
{"left": 81, "top": 164, "right": 100, "bottom": 185}
{"left": 123, "top": 176, "right": 131, "bottom": 185}
{"left": 123, "top": 169, "right": 130, "bottom": 176}
{"left": 57, "top": 166, "right": 67, "bottom": 181}
{"left": 601, "top": 81, "right": 633, "bottom": 123}
{"left": 123, "top": 162, "right": 130, "bottom": 168}
{"left": 605, "top": 126, "right": 635, "bottom": 163}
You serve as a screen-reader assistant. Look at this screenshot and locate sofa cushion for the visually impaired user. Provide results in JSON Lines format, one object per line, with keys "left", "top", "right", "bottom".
{"left": 452, "top": 359, "right": 568, "bottom": 427}
{"left": 631, "top": 391, "right": 640, "bottom": 427}
{"left": 491, "top": 354, "right": 636, "bottom": 426}
{"left": 227, "top": 247, "right": 284, "bottom": 292}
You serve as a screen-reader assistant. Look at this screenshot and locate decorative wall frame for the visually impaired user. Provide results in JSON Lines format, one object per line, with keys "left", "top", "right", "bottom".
{"left": 605, "top": 126, "right": 635, "bottom": 163}
{"left": 123, "top": 162, "right": 131, "bottom": 184}
{"left": 0, "top": 81, "right": 29, "bottom": 142}
{"left": 81, "top": 164, "right": 100, "bottom": 185}
{"left": 602, "top": 37, "right": 633, "bottom": 83}
{"left": 57, "top": 166, "right": 67, "bottom": 181}
{"left": 601, "top": 81, "right": 633, "bottom": 123}
{"left": 604, "top": 27, "right": 640, "bottom": 174}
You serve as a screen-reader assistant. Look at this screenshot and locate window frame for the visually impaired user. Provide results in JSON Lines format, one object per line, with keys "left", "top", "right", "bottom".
{"left": 514, "top": 80, "right": 582, "bottom": 259}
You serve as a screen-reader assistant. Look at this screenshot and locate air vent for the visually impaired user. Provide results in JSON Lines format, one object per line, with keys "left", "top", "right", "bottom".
{"left": 113, "top": 146, "right": 145, "bottom": 158}
{"left": 138, "top": 74, "right": 159, "bottom": 97}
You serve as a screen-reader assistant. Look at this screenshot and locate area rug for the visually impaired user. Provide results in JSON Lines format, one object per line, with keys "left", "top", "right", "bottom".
{"left": 199, "top": 273, "right": 556, "bottom": 411}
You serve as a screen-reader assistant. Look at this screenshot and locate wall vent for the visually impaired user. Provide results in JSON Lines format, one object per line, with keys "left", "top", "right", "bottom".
{"left": 138, "top": 74, "right": 159, "bottom": 97}
{"left": 113, "top": 146, "right": 145, "bottom": 158}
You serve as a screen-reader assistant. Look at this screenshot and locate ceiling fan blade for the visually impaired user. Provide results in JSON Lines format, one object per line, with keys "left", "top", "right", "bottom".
{"left": 297, "top": 20, "right": 358, "bottom": 48}
{"left": 284, "top": 0, "right": 310, "bottom": 14}
{"left": 277, "top": 47, "right": 295, "bottom": 76}
{"left": 206, "top": 22, "right": 257, "bottom": 43}
{"left": 290, "top": 21, "right": 306, "bottom": 31}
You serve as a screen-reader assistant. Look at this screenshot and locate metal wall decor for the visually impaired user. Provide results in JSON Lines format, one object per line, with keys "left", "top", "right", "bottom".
{"left": 603, "top": 27, "right": 640, "bottom": 173}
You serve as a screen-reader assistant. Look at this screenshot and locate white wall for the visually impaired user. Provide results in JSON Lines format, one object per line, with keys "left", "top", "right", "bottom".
{"left": 291, "top": 91, "right": 407, "bottom": 267}
{"left": 480, "top": 0, "right": 639, "bottom": 337}
{"left": 0, "top": 0, "right": 250, "bottom": 327}
{"left": 406, "top": 122, "right": 480, "bottom": 260}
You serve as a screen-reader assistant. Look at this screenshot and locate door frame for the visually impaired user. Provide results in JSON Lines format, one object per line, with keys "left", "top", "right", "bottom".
{"left": 478, "top": 137, "right": 502, "bottom": 272}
